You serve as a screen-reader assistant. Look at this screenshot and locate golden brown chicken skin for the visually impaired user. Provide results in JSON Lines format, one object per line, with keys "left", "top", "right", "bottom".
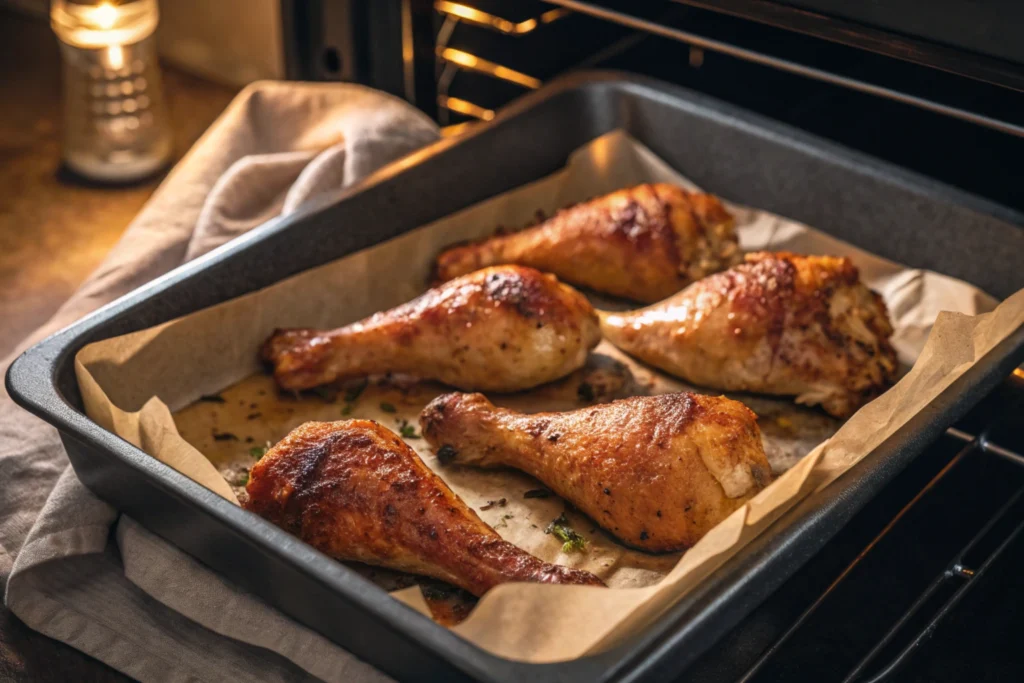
{"left": 600, "top": 252, "right": 897, "bottom": 418}
{"left": 433, "top": 183, "right": 740, "bottom": 303}
{"left": 263, "top": 265, "right": 601, "bottom": 393}
{"left": 245, "top": 420, "right": 605, "bottom": 597}
{"left": 420, "top": 392, "right": 771, "bottom": 552}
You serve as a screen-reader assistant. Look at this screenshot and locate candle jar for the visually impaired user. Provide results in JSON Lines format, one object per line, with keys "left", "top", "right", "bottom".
{"left": 51, "top": 0, "right": 172, "bottom": 182}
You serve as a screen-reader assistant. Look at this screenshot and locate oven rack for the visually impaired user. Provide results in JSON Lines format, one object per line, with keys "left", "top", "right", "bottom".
{"left": 433, "top": 1, "right": 645, "bottom": 130}
{"left": 430, "top": 0, "right": 1024, "bottom": 138}
{"left": 687, "top": 373, "right": 1024, "bottom": 683}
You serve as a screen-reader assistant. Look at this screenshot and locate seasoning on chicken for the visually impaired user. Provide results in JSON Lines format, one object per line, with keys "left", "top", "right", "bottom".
{"left": 245, "top": 420, "right": 605, "bottom": 597}
{"left": 600, "top": 252, "right": 897, "bottom": 418}
{"left": 420, "top": 392, "right": 772, "bottom": 552}
{"left": 263, "top": 265, "right": 601, "bottom": 393}
{"left": 433, "top": 183, "right": 740, "bottom": 303}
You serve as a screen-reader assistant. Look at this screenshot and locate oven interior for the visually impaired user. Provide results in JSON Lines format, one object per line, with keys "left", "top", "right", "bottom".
{"left": 285, "top": 0, "right": 1024, "bottom": 212}
{"left": 281, "top": 2, "right": 1024, "bottom": 680}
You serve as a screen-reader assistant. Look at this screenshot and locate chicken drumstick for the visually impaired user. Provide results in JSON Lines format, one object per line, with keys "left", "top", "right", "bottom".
{"left": 600, "top": 252, "right": 897, "bottom": 418}
{"left": 263, "top": 265, "right": 601, "bottom": 393}
{"left": 433, "top": 183, "right": 740, "bottom": 303}
{"left": 245, "top": 420, "right": 605, "bottom": 596}
{"left": 420, "top": 392, "right": 772, "bottom": 552}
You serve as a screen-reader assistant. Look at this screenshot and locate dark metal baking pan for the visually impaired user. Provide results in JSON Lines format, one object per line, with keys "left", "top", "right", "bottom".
{"left": 7, "top": 72, "right": 1024, "bottom": 682}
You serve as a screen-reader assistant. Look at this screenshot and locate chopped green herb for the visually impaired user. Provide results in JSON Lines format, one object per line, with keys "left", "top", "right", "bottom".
{"left": 524, "top": 488, "right": 552, "bottom": 499}
{"left": 310, "top": 385, "right": 338, "bottom": 402}
{"left": 577, "top": 382, "right": 596, "bottom": 402}
{"left": 341, "top": 403, "right": 354, "bottom": 416}
{"left": 248, "top": 440, "right": 272, "bottom": 459}
{"left": 545, "top": 513, "right": 588, "bottom": 553}
{"left": 344, "top": 379, "right": 369, "bottom": 402}
{"left": 480, "top": 498, "right": 507, "bottom": 511}
{"left": 198, "top": 394, "right": 226, "bottom": 403}
{"left": 494, "top": 513, "right": 515, "bottom": 529}
{"left": 233, "top": 470, "right": 249, "bottom": 486}
{"left": 436, "top": 445, "right": 458, "bottom": 465}
{"left": 397, "top": 419, "right": 420, "bottom": 439}
{"left": 379, "top": 402, "right": 397, "bottom": 413}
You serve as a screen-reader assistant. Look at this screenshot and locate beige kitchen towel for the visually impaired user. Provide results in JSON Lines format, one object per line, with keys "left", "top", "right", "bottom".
{"left": 2, "top": 81, "right": 438, "bottom": 683}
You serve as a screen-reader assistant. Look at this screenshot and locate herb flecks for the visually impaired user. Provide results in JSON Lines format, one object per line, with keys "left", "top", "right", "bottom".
{"left": 344, "top": 379, "right": 369, "bottom": 403}
{"left": 341, "top": 403, "right": 354, "bottom": 416}
{"left": 398, "top": 419, "right": 420, "bottom": 439}
{"left": 524, "top": 488, "right": 552, "bottom": 499}
{"left": 436, "top": 445, "right": 458, "bottom": 465}
{"left": 310, "top": 385, "right": 339, "bottom": 402}
{"left": 379, "top": 402, "right": 397, "bottom": 413}
{"left": 494, "top": 513, "right": 515, "bottom": 530}
{"left": 212, "top": 431, "right": 238, "bottom": 441}
{"left": 545, "top": 513, "right": 588, "bottom": 553}
{"left": 249, "top": 441, "right": 272, "bottom": 459}
{"left": 480, "top": 498, "right": 507, "bottom": 511}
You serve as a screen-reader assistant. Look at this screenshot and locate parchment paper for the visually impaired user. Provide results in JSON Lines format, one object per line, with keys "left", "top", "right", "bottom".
{"left": 74, "top": 131, "right": 1023, "bottom": 663}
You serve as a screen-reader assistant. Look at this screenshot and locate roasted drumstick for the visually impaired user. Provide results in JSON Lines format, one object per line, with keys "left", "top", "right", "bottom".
{"left": 600, "top": 252, "right": 897, "bottom": 418}
{"left": 245, "top": 420, "right": 605, "bottom": 596}
{"left": 263, "top": 265, "right": 601, "bottom": 393}
{"left": 420, "top": 392, "right": 772, "bottom": 552}
{"left": 433, "top": 183, "right": 740, "bottom": 303}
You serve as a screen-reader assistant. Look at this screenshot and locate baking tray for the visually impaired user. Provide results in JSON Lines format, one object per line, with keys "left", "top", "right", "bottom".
{"left": 7, "top": 72, "right": 1024, "bottom": 682}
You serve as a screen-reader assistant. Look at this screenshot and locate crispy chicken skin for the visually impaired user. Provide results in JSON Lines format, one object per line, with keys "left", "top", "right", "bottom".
{"left": 245, "top": 420, "right": 605, "bottom": 596}
{"left": 433, "top": 183, "right": 741, "bottom": 303}
{"left": 263, "top": 265, "right": 601, "bottom": 393}
{"left": 600, "top": 252, "right": 897, "bottom": 418}
{"left": 420, "top": 392, "right": 772, "bottom": 552}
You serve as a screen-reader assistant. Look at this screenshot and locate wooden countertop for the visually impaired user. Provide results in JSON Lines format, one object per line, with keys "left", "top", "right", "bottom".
{"left": 0, "top": 9, "right": 237, "bottom": 681}
{"left": 0, "top": 9, "right": 238, "bottom": 359}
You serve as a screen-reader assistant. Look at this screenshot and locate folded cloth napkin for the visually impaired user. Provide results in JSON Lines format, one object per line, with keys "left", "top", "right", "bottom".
{"left": 1, "top": 81, "right": 440, "bottom": 683}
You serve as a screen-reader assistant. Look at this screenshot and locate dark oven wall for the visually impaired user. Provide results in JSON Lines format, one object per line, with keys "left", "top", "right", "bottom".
{"left": 284, "top": 0, "right": 1024, "bottom": 213}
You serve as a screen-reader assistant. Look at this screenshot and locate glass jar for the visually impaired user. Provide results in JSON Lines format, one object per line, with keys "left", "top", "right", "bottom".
{"left": 51, "top": 0, "right": 172, "bottom": 181}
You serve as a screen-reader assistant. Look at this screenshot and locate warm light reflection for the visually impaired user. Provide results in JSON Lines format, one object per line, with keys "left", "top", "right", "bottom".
{"left": 87, "top": 2, "right": 119, "bottom": 30}
{"left": 105, "top": 44, "right": 124, "bottom": 69}
{"left": 438, "top": 96, "right": 494, "bottom": 121}
{"left": 438, "top": 48, "right": 541, "bottom": 89}
{"left": 434, "top": 1, "right": 569, "bottom": 35}
{"left": 441, "top": 121, "right": 477, "bottom": 137}
{"left": 52, "top": 0, "right": 158, "bottom": 49}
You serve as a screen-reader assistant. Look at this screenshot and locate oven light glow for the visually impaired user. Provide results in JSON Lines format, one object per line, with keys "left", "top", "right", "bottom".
{"left": 438, "top": 95, "right": 495, "bottom": 121}
{"left": 434, "top": 1, "right": 569, "bottom": 35}
{"left": 438, "top": 48, "right": 542, "bottom": 89}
